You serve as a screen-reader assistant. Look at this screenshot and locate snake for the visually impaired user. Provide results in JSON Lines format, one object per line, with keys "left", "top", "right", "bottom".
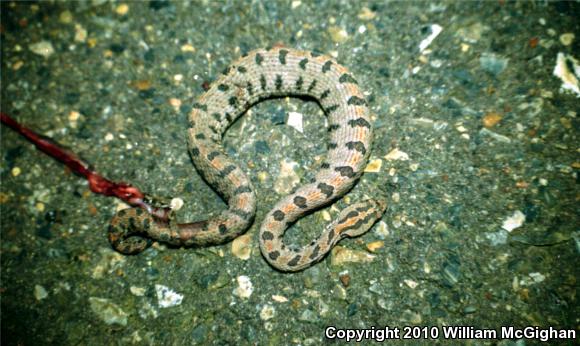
{"left": 107, "top": 47, "right": 387, "bottom": 272}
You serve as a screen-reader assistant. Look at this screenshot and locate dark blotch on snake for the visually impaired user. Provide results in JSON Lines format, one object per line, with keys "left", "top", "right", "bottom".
{"left": 260, "top": 74, "right": 267, "bottom": 90}
{"left": 347, "top": 96, "right": 367, "bottom": 106}
{"left": 237, "top": 66, "right": 247, "bottom": 73}
{"left": 262, "top": 231, "right": 274, "bottom": 241}
{"left": 309, "top": 244, "right": 320, "bottom": 259}
{"left": 273, "top": 210, "right": 285, "bottom": 221}
{"left": 279, "top": 49, "right": 288, "bottom": 65}
{"left": 233, "top": 185, "right": 252, "bottom": 195}
{"left": 275, "top": 75, "right": 283, "bottom": 91}
{"left": 339, "top": 74, "right": 358, "bottom": 84}
{"left": 193, "top": 103, "right": 208, "bottom": 111}
{"left": 317, "top": 182, "right": 334, "bottom": 198}
{"left": 190, "top": 147, "right": 200, "bottom": 156}
{"left": 218, "top": 224, "right": 228, "bottom": 234}
{"left": 207, "top": 151, "right": 220, "bottom": 161}
{"left": 328, "top": 142, "right": 338, "bottom": 149}
{"left": 217, "top": 84, "right": 229, "bottom": 92}
{"left": 195, "top": 133, "right": 206, "bottom": 140}
{"left": 268, "top": 251, "right": 280, "bottom": 260}
{"left": 325, "top": 104, "right": 339, "bottom": 114}
{"left": 322, "top": 60, "right": 333, "bottom": 73}
{"left": 255, "top": 53, "right": 264, "bottom": 65}
{"left": 299, "top": 58, "right": 308, "bottom": 70}
{"left": 307, "top": 79, "right": 318, "bottom": 92}
{"left": 346, "top": 141, "right": 367, "bottom": 155}
{"left": 348, "top": 117, "right": 371, "bottom": 129}
{"left": 295, "top": 76, "right": 304, "bottom": 90}
{"left": 320, "top": 89, "right": 330, "bottom": 100}
{"left": 335, "top": 166, "right": 356, "bottom": 178}
{"left": 328, "top": 124, "right": 340, "bottom": 132}
{"left": 228, "top": 96, "right": 238, "bottom": 107}
{"left": 293, "top": 196, "right": 307, "bottom": 208}
{"left": 287, "top": 255, "right": 301, "bottom": 267}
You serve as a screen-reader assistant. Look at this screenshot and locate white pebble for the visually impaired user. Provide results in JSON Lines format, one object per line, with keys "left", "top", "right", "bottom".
{"left": 155, "top": 284, "right": 184, "bottom": 308}
{"left": 29, "top": 41, "right": 55, "bottom": 58}
{"left": 287, "top": 111, "right": 303, "bottom": 133}
{"left": 233, "top": 275, "right": 253, "bottom": 299}
{"left": 501, "top": 210, "right": 526, "bottom": 232}
{"left": 260, "top": 304, "right": 275, "bottom": 320}
{"left": 384, "top": 148, "right": 409, "bottom": 161}
{"left": 34, "top": 285, "right": 48, "bottom": 300}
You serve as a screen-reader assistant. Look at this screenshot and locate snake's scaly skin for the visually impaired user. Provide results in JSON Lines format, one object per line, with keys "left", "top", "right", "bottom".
{"left": 108, "top": 48, "right": 386, "bottom": 272}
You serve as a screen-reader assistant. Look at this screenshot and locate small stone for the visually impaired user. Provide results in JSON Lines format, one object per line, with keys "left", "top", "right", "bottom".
{"left": 502, "top": 210, "right": 526, "bottom": 232}
{"left": 287, "top": 112, "right": 303, "bottom": 133}
{"left": 34, "top": 285, "right": 48, "bottom": 300}
{"left": 553, "top": 52, "right": 580, "bottom": 97}
{"left": 233, "top": 275, "right": 253, "bottom": 299}
{"left": 260, "top": 304, "right": 275, "bottom": 320}
{"left": 374, "top": 221, "right": 389, "bottom": 239}
{"left": 331, "top": 246, "right": 375, "bottom": 266}
{"left": 480, "top": 53, "right": 509, "bottom": 76}
{"left": 155, "top": 284, "right": 184, "bottom": 308}
{"left": 291, "top": 0, "right": 301, "bottom": 9}
{"left": 231, "top": 234, "right": 252, "bottom": 260}
{"left": 59, "top": 10, "right": 73, "bottom": 24}
{"left": 74, "top": 24, "right": 87, "bottom": 43}
{"left": 29, "top": 41, "right": 55, "bottom": 58}
{"left": 11, "top": 167, "right": 21, "bottom": 177}
{"left": 274, "top": 159, "right": 300, "bottom": 194}
{"left": 35, "top": 202, "right": 45, "bottom": 212}
{"left": 457, "top": 22, "right": 486, "bottom": 43}
{"left": 358, "top": 7, "right": 376, "bottom": 20}
{"left": 400, "top": 309, "right": 422, "bottom": 324}
{"left": 328, "top": 26, "right": 349, "bottom": 43}
{"left": 116, "top": 4, "right": 129, "bottom": 15}
{"left": 366, "top": 241, "right": 384, "bottom": 253}
{"left": 404, "top": 279, "right": 419, "bottom": 289}
{"left": 170, "top": 197, "right": 183, "bottom": 211}
{"left": 559, "top": 33, "right": 574, "bottom": 46}
{"left": 419, "top": 24, "right": 443, "bottom": 52}
{"left": 181, "top": 44, "right": 195, "bottom": 53}
{"left": 320, "top": 210, "right": 331, "bottom": 222}
{"left": 272, "top": 295, "right": 288, "bottom": 303}
{"left": 89, "top": 297, "right": 128, "bottom": 326}
{"left": 130, "top": 286, "right": 146, "bottom": 296}
{"left": 364, "top": 158, "right": 382, "bottom": 172}
{"left": 339, "top": 272, "right": 350, "bottom": 287}
{"left": 482, "top": 112, "right": 502, "bottom": 128}
{"left": 104, "top": 133, "right": 114, "bottom": 141}
{"left": 384, "top": 148, "right": 409, "bottom": 161}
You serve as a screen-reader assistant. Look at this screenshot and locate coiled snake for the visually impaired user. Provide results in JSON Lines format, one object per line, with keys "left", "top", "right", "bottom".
{"left": 108, "top": 48, "right": 387, "bottom": 272}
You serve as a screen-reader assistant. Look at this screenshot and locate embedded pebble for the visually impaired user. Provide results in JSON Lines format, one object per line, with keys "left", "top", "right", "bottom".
{"left": 331, "top": 246, "right": 375, "bottom": 266}
{"left": 404, "top": 279, "right": 419, "bottom": 289}
{"left": 11, "top": 167, "right": 21, "bottom": 177}
{"left": 287, "top": 111, "right": 303, "bottom": 133}
{"left": 457, "top": 22, "right": 486, "bottom": 43}
{"left": 74, "top": 24, "right": 87, "bottom": 43}
{"left": 480, "top": 52, "right": 509, "bottom": 76}
{"left": 34, "top": 285, "right": 48, "bottom": 300}
{"left": 170, "top": 197, "right": 184, "bottom": 211}
{"left": 384, "top": 148, "right": 409, "bottom": 161}
{"left": 501, "top": 210, "right": 526, "bottom": 232}
{"left": 482, "top": 112, "right": 502, "bottom": 128}
{"left": 339, "top": 271, "right": 350, "bottom": 287}
{"left": 260, "top": 304, "right": 275, "bottom": 320}
{"left": 89, "top": 297, "right": 128, "bottom": 326}
{"left": 553, "top": 53, "right": 580, "bottom": 96}
{"left": 366, "top": 241, "right": 384, "bottom": 253}
{"left": 29, "top": 41, "right": 55, "bottom": 58}
{"left": 364, "top": 158, "right": 382, "bottom": 172}
{"left": 419, "top": 24, "right": 443, "bottom": 52}
{"left": 273, "top": 159, "right": 300, "bottom": 194}
{"left": 130, "top": 286, "right": 146, "bottom": 296}
{"left": 59, "top": 10, "right": 73, "bottom": 24}
{"left": 231, "top": 233, "right": 252, "bottom": 260}
{"left": 559, "top": 33, "right": 574, "bottom": 46}
{"left": 358, "top": 7, "right": 377, "bottom": 20}
{"left": 155, "top": 284, "right": 184, "bottom": 308}
{"left": 374, "top": 221, "right": 390, "bottom": 239}
{"left": 116, "top": 3, "right": 129, "bottom": 15}
{"left": 272, "top": 295, "right": 288, "bottom": 303}
{"left": 328, "top": 26, "right": 349, "bottom": 43}
{"left": 479, "top": 128, "right": 511, "bottom": 143}
{"left": 233, "top": 275, "right": 253, "bottom": 299}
